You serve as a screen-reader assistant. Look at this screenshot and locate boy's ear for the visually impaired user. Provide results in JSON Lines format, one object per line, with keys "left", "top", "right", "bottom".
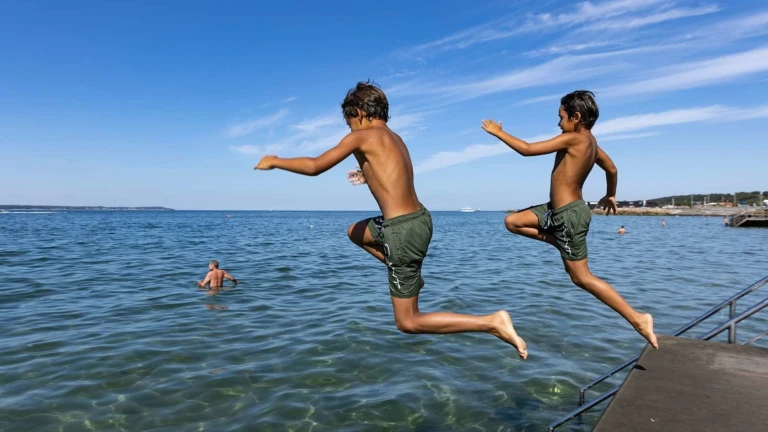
{"left": 572, "top": 112, "right": 582, "bottom": 123}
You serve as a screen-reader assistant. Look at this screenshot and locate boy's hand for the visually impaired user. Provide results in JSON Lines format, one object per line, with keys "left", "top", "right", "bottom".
{"left": 598, "top": 195, "right": 618, "bottom": 215}
{"left": 481, "top": 119, "right": 503, "bottom": 136}
{"left": 347, "top": 164, "right": 366, "bottom": 186}
{"left": 254, "top": 155, "right": 278, "bottom": 170}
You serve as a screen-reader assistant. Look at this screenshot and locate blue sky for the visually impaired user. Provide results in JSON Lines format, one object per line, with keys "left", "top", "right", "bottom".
{"left": 1, "top": 0, "right": 767, "bottom": 210}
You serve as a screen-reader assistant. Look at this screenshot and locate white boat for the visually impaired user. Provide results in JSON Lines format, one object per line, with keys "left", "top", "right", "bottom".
{"left": 458, "top": 207, "right": 478, "bottom": 212}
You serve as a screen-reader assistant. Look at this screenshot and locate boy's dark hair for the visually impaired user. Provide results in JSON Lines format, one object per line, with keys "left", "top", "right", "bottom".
{"left": 341, "top": 80, "right": 389, "bottom": 122}
{"left": 210, "top": 260, "right": 219, "bottom": 268}
{"left": 561, "top": 90, "right": 599, "bottom": 130}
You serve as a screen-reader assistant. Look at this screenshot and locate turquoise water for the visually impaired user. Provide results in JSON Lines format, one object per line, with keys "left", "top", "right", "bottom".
{"left": 1, "top": 211, "right": 766, "bottom": 431}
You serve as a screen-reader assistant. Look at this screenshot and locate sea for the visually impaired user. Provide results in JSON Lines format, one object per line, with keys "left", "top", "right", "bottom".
{"left": 1, "top": 210, "right": 766, "bottom": 431}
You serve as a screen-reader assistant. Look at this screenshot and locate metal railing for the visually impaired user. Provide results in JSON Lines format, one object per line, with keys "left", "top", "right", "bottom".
{"left": 548, "top": 275, "right": 768, "bottom": 432}
{"left": 730, "top": 208, "right": 768, "bottom": 227}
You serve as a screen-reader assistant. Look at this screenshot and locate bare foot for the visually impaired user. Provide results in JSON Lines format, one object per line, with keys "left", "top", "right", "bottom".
{"left": 490, "top": 311, "right": 528, "bottom": 359}
{"left": 634, "top": 313, "right": 658, "bottom": 349}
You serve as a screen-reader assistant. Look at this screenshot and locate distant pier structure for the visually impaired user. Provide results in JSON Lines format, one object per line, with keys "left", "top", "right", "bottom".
{"left": 729, "top": 208, "right": 768, "bottom": 228}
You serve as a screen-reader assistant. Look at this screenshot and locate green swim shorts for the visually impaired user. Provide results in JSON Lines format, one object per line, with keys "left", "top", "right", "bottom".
{"left": 367, "top": 206, "right": 433, "bottom": 299}
{"left": 529, "top": 200, "right": 591, "bottom": 261}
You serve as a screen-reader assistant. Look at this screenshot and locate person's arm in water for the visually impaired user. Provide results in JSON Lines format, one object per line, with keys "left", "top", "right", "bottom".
{"left": 197, "top": 272, "right": 212, "bottom": 289}
{"left": 255, "top": 133, "right": 361, "bottom": 176}
{"left": 595, "top": 146, "right": 619, "bottom": 215}
{"left": 481, "top": 120, "right": 582, "bottom": 156}
{"left": 223, "top": 271, "right": 238, "bottom": 285}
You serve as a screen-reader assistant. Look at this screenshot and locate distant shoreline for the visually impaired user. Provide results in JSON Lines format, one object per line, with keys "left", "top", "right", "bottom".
{"left": 591, "top": 207, "right": 748, "bottom": 217}
{"left": 0, "top": 205, "right": 174, "bottom": 211}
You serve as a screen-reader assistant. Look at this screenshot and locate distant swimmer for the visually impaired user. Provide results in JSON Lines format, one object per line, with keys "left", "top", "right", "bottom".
{"left": 618, "top": 225, "right": 626, "bottom": 235}
{"left": 198, "top": 260, "right": 238, "bottom": 289}
{"left": 483, "top": 90, "right": 657, "bottom": 349}
{"left": 723, "top": 217, "right": 729, "bottom": 226}
{"left": 227, "top": 214, "right": 232, "bottom": 219}
{"left": 661, "top": 218, "right": 666, "bottom": 227}
{"left": 255, "top": 81, "right": 528, "bottom": 359}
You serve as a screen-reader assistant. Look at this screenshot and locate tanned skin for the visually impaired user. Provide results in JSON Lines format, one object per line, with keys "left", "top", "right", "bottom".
{"left": 255, "top": 110, "right": 528, "bottom": 359}
{"left": 198, "top": 262, "right": 237, "bottom": 289}
{"left": 482, "top": 106, "right": 658, "bottom": 350}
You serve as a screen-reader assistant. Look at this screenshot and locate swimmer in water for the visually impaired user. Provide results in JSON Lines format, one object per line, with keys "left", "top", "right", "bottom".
{"left": 198, "top": 260, "right": 238, "bottom": 289}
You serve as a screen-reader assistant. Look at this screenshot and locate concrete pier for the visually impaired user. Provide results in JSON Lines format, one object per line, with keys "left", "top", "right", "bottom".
{"left": 594, "top": 335, "right": 768, "bottom": 431}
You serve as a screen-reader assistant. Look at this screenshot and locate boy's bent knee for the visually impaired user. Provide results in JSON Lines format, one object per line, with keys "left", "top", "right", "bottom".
{"left": 566, "top": 267, "right": 592, "bottom": 288}
{"left": 348, "top": 221, "right": 368, "bottom": 245}
{"left": 569, "top": 274, "right": 588, "bottom": 288}
{"left": 504, "top": 214, "right": 521, "bottom": 232}
{"left": 395, "top": 318, "right": 420, "bottom": 334}
{"left": 346, "top": 223, "right": 356, "bottom": 241}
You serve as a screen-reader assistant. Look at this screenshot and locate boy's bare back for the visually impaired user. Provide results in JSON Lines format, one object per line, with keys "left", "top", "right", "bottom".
{"left": 350, "top": 126, "right": 421, "bottom": 219}
{"left": 549, "top": 132, "right": 597, "bottom": 209}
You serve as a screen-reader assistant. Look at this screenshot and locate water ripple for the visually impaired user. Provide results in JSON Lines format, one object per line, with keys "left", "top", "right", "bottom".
{"left": 0, "top": 211, "right": 766, "bottom": 431}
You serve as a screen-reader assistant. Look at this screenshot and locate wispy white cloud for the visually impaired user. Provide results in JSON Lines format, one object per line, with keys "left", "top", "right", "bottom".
{"left": 519, "top": 46, "right": 768, "bottom": 106}
{"left": 595, "top": 104, "right": 768, "bottom": 135}
{"left": 390, "top": 56, "right": 602, "bottom": 100}
{"left": 518, "top": 94, "right": 563, "bottom": 106}
{"left": 528, "top": 9, "right": 764, "bottom": 62}
{"left": 582, "top": 4, "right": 721, "bottom": 31}
{"left": 225, "top": 109, "right": 289, "bottom": 138}
{"left": 289, "top": 112, "right": 339, "bottom": 134}
{"left": 526, "top": 41, "right": 616, "bottom": 57}
{"left": 685, "top": 10, "right": 768, "bottom": 41}
{"left": 391, "top": 45, "right": 676, "bottom": 108}
{"left": 282, "top": 97, "right": 298, "bottom": 103}
{"left": 401, "top": 0, "right": 690, "bottom": 55}
{"left": 230, "top": 110, "right": 429, "bottom": 156}
{"left": 229, "top": 143, "right": 287, "bottom": 156}
{"left": 382, "top": 69, "right": 423, "bottom": 80}
{"left": 414, "top": 134, "right": 553, "bottom": 174}
{"left": 602, "top": 46, "right": 768, "bottom": 97}
{"left": 600, "top": 132, "right": 660, "bottom": 142}
{"left": 295, "top": 111, "right": 428, "bottom": 151}
{"left": 415, "top": 104, "right": 768, "bottom": 173}
{"left": 389, "top": 112, "right": 427, "bottom": 130}
{"left": 414, "top": 143, "right": 506, "bottom": 174}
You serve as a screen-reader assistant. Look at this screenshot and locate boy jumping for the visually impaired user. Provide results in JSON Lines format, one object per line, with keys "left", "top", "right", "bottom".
{"left": 481, "top": 90, "right": 658, "bottom": 349}
{"left": 255, "top": 81, "right": 527, "bottom": 358}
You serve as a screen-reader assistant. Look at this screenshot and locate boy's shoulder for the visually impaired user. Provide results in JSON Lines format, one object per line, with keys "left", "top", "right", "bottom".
{"left": 561, "top": 131, "right": 592, "bottom": 144}
{"left": 344, "top": 127, "right": 393, "bottom": 149}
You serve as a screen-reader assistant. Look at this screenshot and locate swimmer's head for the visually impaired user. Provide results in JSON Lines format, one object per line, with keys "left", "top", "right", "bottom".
{"left": 341, "top": 81, "right": 389, "bottom": 129}
{"left": 559, "top": 90, "right": 599, "bottom": 132}
{"left": 209, "top": 260, "right": 219, "bottom": 269}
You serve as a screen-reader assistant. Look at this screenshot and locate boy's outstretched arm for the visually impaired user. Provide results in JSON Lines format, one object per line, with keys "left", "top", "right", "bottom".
{"left": 254, "top": 134, "right": 360, "bottom": 176}
{"left": 481, "top": 120, "right": 579, "bottom": 156}
{"left": 595, "top": 145, "right": 619, "bottom": 215}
